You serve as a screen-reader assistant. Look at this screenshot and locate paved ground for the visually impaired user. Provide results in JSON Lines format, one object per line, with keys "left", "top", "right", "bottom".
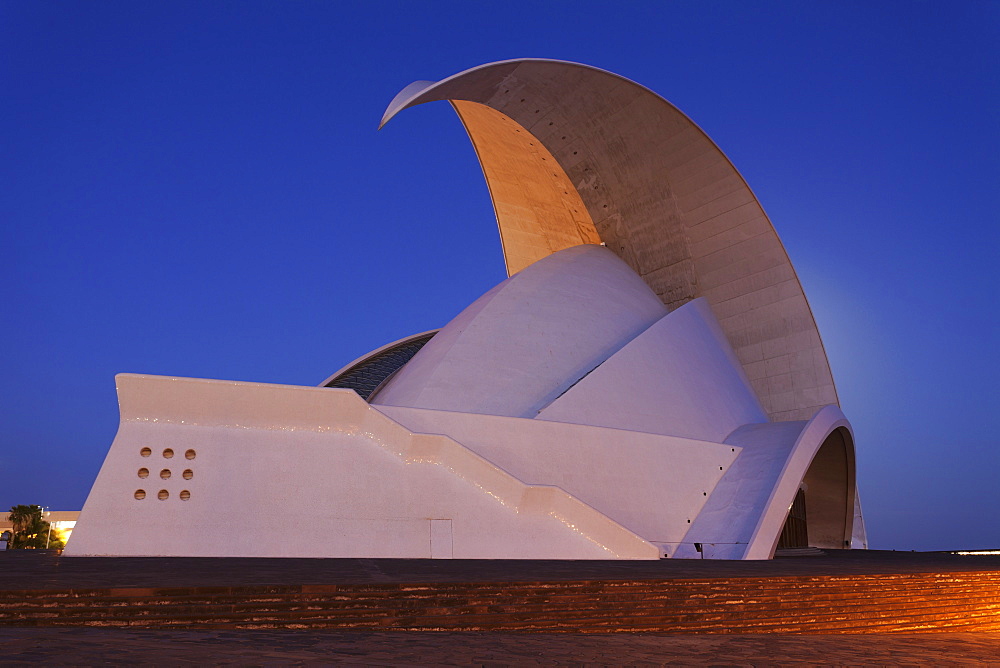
{"left": 1, "top": 628, "right": 999, "bottom": 665}
{"left": 3, "top": 549, "right": 999, "bottom": 590}
{"left": 3, "top": 550, "right": 998, "bottom": 664}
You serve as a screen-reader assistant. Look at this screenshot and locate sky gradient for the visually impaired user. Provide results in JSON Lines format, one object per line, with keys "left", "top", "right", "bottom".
{"left": 2, "top": 1, "right": 998, "bottom": 551}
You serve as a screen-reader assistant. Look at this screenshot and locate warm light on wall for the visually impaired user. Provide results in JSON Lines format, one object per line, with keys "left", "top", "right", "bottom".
{"left": 50, "top": 521, "right": 76, "bottom": 545}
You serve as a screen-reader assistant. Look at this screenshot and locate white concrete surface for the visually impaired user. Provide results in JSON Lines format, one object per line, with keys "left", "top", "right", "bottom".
{"left": 373, "top": 245, "right": 667, "bottom": 417}
{"left": 379, "top": 404, "right": 739, "bottom": 555}
{"left": 537, "top": 298, "right": 768, "bottom": 442}
{"left": 65, "top": 375, "right": 658, "bottom": 559}
{"left": 67, "top": 241, "right": 859, "bottom": 561}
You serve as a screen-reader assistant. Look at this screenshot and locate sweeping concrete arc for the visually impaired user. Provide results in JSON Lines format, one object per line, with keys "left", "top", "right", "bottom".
{"left": 381, "top": 59, "right": 836, "bottom": 423}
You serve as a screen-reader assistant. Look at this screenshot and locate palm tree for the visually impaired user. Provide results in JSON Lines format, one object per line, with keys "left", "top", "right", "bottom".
{"left": 7, "top": 505, "right": 43, "bottom": 549}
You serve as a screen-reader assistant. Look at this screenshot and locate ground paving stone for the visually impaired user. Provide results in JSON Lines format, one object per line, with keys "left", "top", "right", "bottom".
{"left": 2, "top": 549, "right": 999, "bottom": 590}
{"left": 0, "top": 629, "right": 999, "bottom": 665}
{"left": 2, "top": 550, "right": 998, "bottom": 664}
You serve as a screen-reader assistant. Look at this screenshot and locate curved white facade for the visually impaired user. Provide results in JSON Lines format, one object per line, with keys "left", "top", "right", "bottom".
{"left": 66, "top": 59, "right": 864, "bottom": 560}
{"left": 373, "top": 245, "right": 666, "bottom": 417}
{"left": 537, "top": 297, "right": 768, "bottom": 443}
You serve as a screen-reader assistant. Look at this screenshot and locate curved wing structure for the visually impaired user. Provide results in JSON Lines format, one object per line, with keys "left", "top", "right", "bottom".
{"left": 382, "top": 59, "right": 835, "bottom": 422}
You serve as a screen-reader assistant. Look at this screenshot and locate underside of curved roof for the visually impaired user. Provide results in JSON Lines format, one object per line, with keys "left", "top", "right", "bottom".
{"left": 381, "top": 59, "right": 838, "bottom": 422}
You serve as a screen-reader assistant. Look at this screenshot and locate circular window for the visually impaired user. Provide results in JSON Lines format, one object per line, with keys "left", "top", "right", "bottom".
{"left": 162, "top": 448, "right": 174, "bottom": 459}
{"left": 182, "top": 469, "right": 193, "bottom": 480}
{"left": 140, "top": 447, "right": 152, "bottom": 457}
{"left": 134, "top": 489, "right": 146, "bottom": 500}
{"left": 157, "top": 490, "right": 169, "bottom": 500}
{"left": 185, "top": 449, "right": 196, "bottom": 460}
{"left": 160, "top": 469, "right": 171, "bottom": 480}
{"left": 179, "top": 490, "right": 191, "bottom": 501}
{"left": 138, "top": 468, "right": 149, "bottom": 479}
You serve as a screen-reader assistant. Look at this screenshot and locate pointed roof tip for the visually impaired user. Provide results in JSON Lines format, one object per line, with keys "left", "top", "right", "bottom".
{"left": 377, "top": 60, "right": 640, "bottom": 130}
{"left": 379, "top": 80, "right": 437, "bottom": 130}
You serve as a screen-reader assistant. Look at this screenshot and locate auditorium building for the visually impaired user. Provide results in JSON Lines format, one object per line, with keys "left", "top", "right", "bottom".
{"left": 66, "top": 59, "right": 867, "bottom": 560}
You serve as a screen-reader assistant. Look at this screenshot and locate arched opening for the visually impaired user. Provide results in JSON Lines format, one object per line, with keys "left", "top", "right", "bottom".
{"left": 777, "top": 426, "right": 856, "bottom": 549}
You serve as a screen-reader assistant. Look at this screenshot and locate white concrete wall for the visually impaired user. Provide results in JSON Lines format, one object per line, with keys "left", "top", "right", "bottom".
{"left": 65, "top": 374, "right": 658, "bottom": 559}
{"left": 379, "top": 404, "right": 739, "bottom": 554}
{"left": 537, "top": 298, "right": 768, "bottom": 442}
{"left": 372, "top": 245, "right": 667, "bottom": 417}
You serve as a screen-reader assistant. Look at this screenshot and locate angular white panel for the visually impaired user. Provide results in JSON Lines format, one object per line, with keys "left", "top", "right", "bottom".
{"left": 380, "top": 404, "right": 739, "bottom": 552}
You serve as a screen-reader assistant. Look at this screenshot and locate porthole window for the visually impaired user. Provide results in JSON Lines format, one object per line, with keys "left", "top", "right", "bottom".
{"left": 163, "top": 448, "right": 174, "bottom": 459}
{"left": 134, "top": 489, "right": 146, "bottom": 500}
{"left": 157, "top": 490, "right": 169, "bottom": 500}
{"left": 160, "top": 469, "right": 171, "bottom": 480}
{"left": 138, "top": 468, "right": 149, "bottom": 479}
{"left": 140, "top": 447, "right": 152, "bottom": 457}
{"left": 185, "top": 449, "right": 196, "bottom": 460}
{"left": 182, "top": 469, "right": 193, "bottom": 480}
{"left": 179, "top": 490, "right": 191, "bottom": 501}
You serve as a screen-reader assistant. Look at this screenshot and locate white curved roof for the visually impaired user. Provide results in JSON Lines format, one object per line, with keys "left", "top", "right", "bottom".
{"left": 382, "top": 59, "right": 837, "bottom": 422}
{"left": 537, "top": 298, "right": 768, "bottom": 443}
{"left": 372, "top": 244, "right": 667, "bottom": 417}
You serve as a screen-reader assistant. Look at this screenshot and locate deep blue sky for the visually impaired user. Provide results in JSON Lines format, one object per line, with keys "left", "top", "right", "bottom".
{"left": 2, "top": 1, "right": 997, "bottom": 551}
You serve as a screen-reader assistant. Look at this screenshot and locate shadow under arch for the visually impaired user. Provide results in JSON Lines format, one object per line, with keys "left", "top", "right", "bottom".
{"left": 744, "top": 406, "right": 857, "bottom": 559}
{"left": 799, "top": 426, "right": 856, "bottom": 550}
